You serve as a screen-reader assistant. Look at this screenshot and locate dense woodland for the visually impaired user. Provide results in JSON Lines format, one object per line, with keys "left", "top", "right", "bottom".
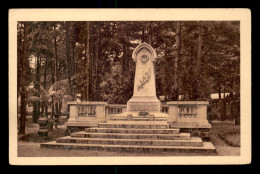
{"left": 18, "top": 21, "right": 240, "bottom": 133}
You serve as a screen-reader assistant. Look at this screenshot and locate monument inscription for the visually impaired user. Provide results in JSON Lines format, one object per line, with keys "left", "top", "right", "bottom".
{"left": 128, "top": 102, "right": 160, "bottom": 111}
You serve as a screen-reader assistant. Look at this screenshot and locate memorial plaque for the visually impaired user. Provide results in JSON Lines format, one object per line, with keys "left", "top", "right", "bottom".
{"left": 128, "top": 102, "right": 160, "bottom": 112}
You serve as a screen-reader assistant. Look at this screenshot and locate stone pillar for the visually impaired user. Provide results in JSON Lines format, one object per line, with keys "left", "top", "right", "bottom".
{"left": 197, "top": 103, "right": 211, "bottom": 126}
{"left": 67, "top": 102, "right": 78, "bottom": 123}
{"left": 122, "top": 107, "right": 127, "bottom": 113}
{"left": 95, "top": 103, "right": 108, "bottom": 123}
{"left": 167, "top": 102, "right": 179, "bottom": 125}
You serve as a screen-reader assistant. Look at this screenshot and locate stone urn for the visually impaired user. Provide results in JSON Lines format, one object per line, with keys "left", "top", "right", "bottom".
{"left": 37, "top": 116, "right": 48, "bottom": 127}
{"left": 37, "top": 116, "right": 48, "bottom": 137}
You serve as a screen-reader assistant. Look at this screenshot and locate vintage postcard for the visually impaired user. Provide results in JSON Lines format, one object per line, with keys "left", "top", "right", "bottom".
{"left": 9, "top": 9, "right": 251, "bottom": 165}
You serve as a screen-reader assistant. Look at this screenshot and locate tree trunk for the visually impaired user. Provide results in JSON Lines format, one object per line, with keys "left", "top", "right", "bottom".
{"left": 122, "top": 41, "right": 126, "bottom": 77}
{"left": 43, "top": 58, "right": 48, "bottom": 117}
{"left": 51, "top": 96, "right": 54, "bottom": 118}
{"left": 18, "top": 24, "right": 28, "bottom": 133}
{"left": 65, "top": 21, "right": 72, "bottom": 96}
{"left": 148, "top": 22, "right": 152, "bottom": 45}
{"left": 45, "top": 104, "right": 48, "bottom": 117}
{"left": 173, "top": 21, "right": 181, "bottom": 100}
{"left": 55, "top": 102, "right": 59, "bottom": 114}
{"left": 142, "top": 26, "right": 145, "bottom": 43}
{"left": 86, "top": 21, "right": 91, "bottom": 101}
{"left": 34, "top": 52, "right": 41, "bottom": 122}
{"left": 50, "top": 58, "right": 55, "bottom": 85}
{"left": 91, "top": 34, "right": 95, "bottom": 101}
{"left": 95, "top": 22, "right": 100, "bottom": 101}
{"left": 54, "top": 27, "right": 58, "bottom": 83}
{"left": 223, "top": 77, "right": 226, "bottom": 120}
{"left": 59, "top": 101, "right": 62, "bottom": 115}
{"left": 218, "top": 81, "right": 221, "bottom": 101}
{"left": 196, "top": 23, "right": 203, "bottom": 73}
{"left": 71, "top": 39, "right": 75, "bottom": 76}
{"left": 125, "top": 41, "right": 129, "bottom": 75}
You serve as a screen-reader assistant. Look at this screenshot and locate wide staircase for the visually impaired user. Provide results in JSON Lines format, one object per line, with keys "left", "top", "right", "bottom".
{"left": 41, "top": 121, "right": 216, "bottom": 154}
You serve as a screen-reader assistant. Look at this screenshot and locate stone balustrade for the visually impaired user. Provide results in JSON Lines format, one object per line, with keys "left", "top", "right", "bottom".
{"left": 66, "top": 101, "right": 108, "bottom": 128}
{"left": 106, "top": 104, "right": 127, "bottom": 115}
{"left": 78, "top": 105, "right": 96, "bottom": 117}
{"left": 161, "top": 105, "right": 169, "bottom": 114}
{"left": 178, "top": 105, "right": 197, "bottom": 117}
{"left": 106, "top": 104, "right": 168, "bottom": 115}
{"left": 65, "top": 101, "right": 211, "bottom": 130}
{"left": 167, "top": 101, "right": 211, "bottom": 129}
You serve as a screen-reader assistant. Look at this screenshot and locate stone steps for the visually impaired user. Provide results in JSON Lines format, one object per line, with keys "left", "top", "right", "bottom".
{"left": 98, "top": 123, "right": 169, "bottom": 129}
{"left": 71, "top": 131, "right": 190, "bottom": 140}
{"left": 40, "top": 121, "right": 216, "bottom": 154}
{"left": 41, "top": 141, "right": 216, "bottom": 153}
{"left": 85, "top": 127, "right": 180, "bottom": 134}
{"left": 56, "top": 136, "right": 203, "bottom": 147}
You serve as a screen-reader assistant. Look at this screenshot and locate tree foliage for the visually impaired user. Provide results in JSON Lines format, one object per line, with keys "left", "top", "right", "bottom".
{"left": 18, "top": 21, "right": 240, "bottom": 116}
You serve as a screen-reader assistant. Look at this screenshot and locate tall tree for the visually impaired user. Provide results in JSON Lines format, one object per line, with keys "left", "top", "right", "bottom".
{"left": 173, "top": 21, "right": 181, "bottom": 100}
{"left": 18, "top": 22, "right": 30, "bottom": 134}
{"left": 86, "top": 21, "right": 91, "bottom": 101}
{"left": 65, "top": 21, "right": 72, "bottom": 96}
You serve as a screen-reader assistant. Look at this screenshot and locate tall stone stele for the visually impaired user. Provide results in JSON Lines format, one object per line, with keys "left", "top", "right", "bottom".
{"left": 127, "top": 43, "right": 161, "bottom": 112}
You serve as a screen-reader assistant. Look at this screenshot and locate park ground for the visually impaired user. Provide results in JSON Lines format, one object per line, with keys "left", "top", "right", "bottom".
{"left": 17, "top": 117, "right": 240, "bottom": 157}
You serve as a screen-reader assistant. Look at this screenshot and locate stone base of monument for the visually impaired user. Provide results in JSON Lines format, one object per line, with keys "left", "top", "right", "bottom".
{"left": 127, "top": 96, "right": 161, "bottom": 112}
{"left": 41, "top": 121, "right": 216, "bottom": 154}
{"left": 110, "top": 112, "right": 169, "bottom": 121}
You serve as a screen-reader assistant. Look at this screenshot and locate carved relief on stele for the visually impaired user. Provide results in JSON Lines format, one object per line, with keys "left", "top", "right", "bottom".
{"left": 132, "top": 43, "right": 157, "bottom": 97}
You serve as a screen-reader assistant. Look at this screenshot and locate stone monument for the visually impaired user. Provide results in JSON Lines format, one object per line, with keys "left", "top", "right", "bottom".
{"left": 127, "top": 42, "right": 161, "bottom": 112}
{"left": 112, "top": 43, "right": 168, "bottom": 120}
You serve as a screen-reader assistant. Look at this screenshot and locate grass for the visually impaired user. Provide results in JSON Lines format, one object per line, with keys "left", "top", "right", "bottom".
{"left": 210, "top": 120, "right": 240, "bottom": 147}
{"left": 224, "top": 133, "right": 240, "bottom": 147}
{"left": 208, "top": 120, "right": 240, "bottom": 155}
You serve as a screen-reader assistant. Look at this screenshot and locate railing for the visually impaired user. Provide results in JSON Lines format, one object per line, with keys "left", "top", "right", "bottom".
{"left": 78, "top": 105, "right": 96, "bottom": 117}
{"left": 67, "top": 101, "right": 108, "bottom": 125}
{"left": 167, "top": 101, "right": 211, "bottom": 128}
{"left": 178, "top": 105, "right": 197, "bottom": 117}
{"left": 106, "top": 104, "right": 126, "bottom": 115}
{"left": 161, "top": 105, "right": 169, "bottom": 114}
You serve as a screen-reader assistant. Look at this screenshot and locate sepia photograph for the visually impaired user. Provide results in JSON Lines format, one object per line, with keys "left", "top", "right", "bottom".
{"left": 9, "top": 9, "right": 251, "bottom": 165}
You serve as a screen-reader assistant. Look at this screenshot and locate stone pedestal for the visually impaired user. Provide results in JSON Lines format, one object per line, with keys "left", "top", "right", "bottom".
{"left": 127, "top": 96, "right": 161, "bottom": 112}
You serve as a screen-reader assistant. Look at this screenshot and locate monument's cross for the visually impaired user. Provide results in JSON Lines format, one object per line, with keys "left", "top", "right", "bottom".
{"left": 127, "top": 43, "right": 161, "bottom": 112}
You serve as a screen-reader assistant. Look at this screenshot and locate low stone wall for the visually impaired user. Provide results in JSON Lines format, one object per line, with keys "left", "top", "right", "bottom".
{"left": 66, "top": 101, "right": 108, "bottom": 128}
{"left": 65, "top": 101, "right": 211, "bottom": 134}
{"left": 167, "top": 101, "right": 211, "bottom": 129}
